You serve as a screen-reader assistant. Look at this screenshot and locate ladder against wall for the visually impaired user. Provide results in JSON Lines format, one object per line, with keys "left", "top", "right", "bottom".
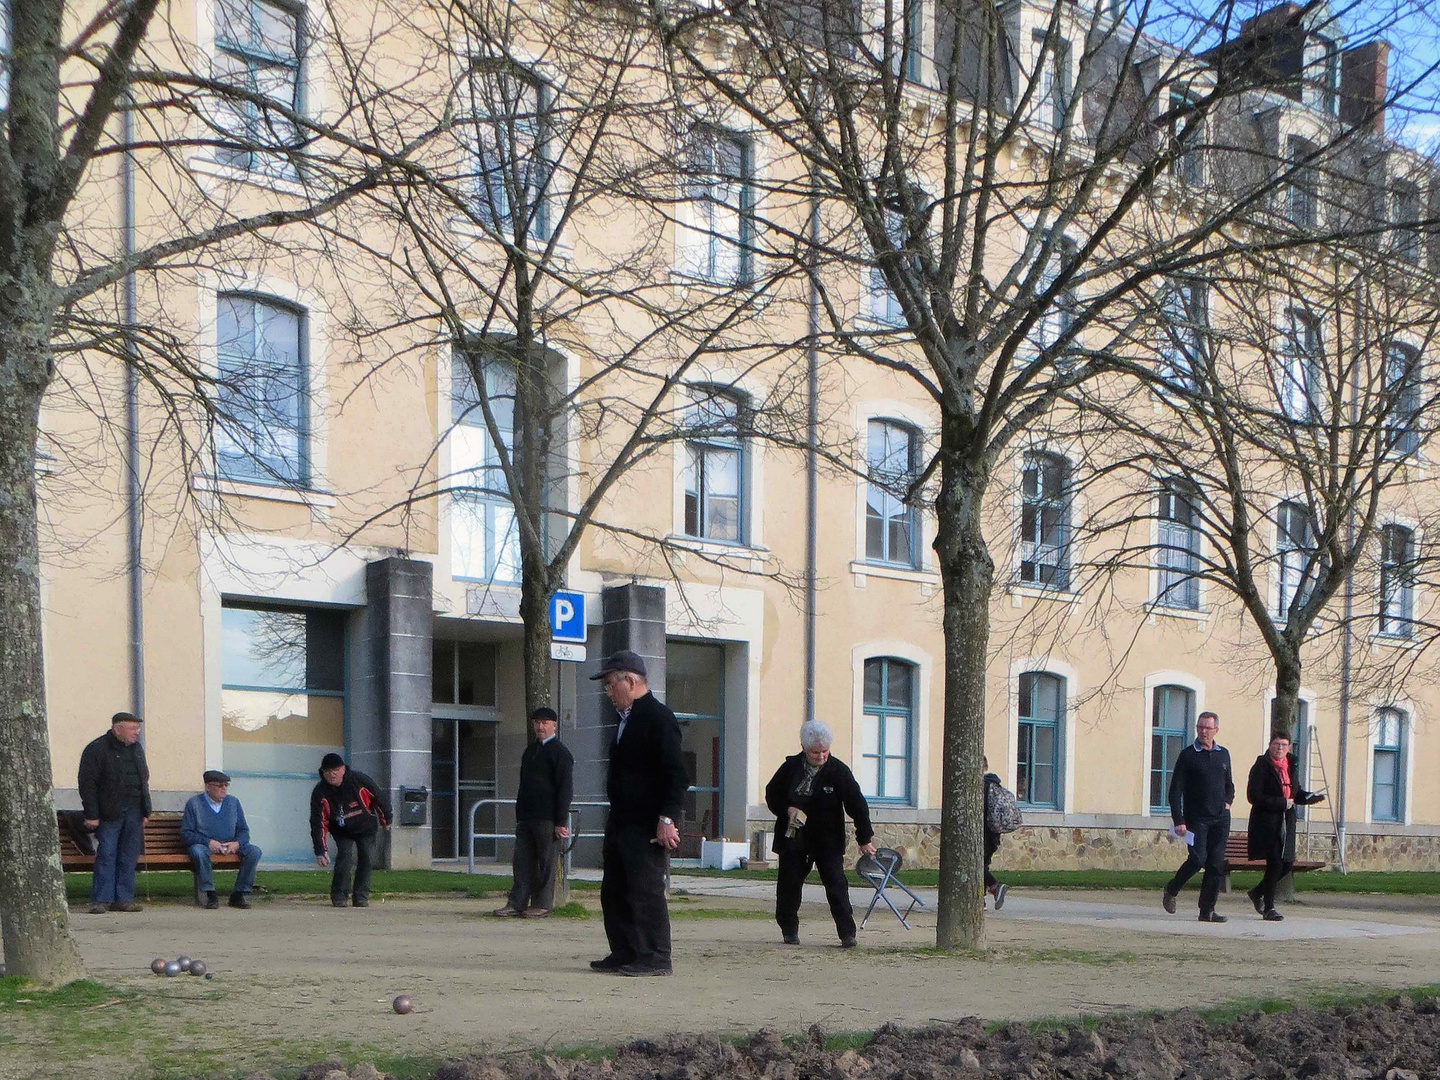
{"left": 1302, "top": 720, "right": 1347, "bottom": 874}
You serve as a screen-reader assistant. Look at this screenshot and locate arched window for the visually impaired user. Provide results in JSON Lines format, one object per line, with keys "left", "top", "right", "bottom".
{"left": 216, "top": 293, "right": 309, "bottom": 486}
{"left": 1150, "top": 684, "right": 1194, "bottom": 812}
{"left": 1017, "top": 672, "right": 1064, "bottom": 808}
{"left": 860, "top": 658, "right": 914, "bottom": 803}
{"left": 865, "top": 420, "right": 919, "bottom": 566}
{"left": 1372, "top": 708, "right": 1407, "bottom": 822}
{"left": 1021, "top": 451, "right": 1071, "bottom": 589}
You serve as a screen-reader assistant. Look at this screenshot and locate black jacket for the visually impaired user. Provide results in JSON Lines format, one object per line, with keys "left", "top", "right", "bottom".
{"left": 1168, "top": 743, "right": 1235, "bottom": 826}
{"left": 765, "top": 753, "right": 874, "bottom": 857}
{"left": 606, "top": 691, "right": 688, "bottom": 829}
{"left": 309, "top": 768, "right": 390, "bottom": 856}
{"left": 515, "top": 736, "right": 575, "bottom": 824}
{"left": 1246, "top": 752, "right": 1320, "bottom": 862}
{"left": 77, "top": 731, "right": 152, "bottom": 822}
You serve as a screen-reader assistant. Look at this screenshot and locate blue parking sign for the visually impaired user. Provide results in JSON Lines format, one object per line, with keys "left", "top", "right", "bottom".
{"left": 549, "top": 590, "right": 587, "bottom": 644}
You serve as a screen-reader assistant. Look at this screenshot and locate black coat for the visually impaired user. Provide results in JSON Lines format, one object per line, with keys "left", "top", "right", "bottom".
{"left": 515, "top": 736, "right": 575, "bottom": 824}
{"left": 606, "top": 692, "right": 688, "bottom": 829}
{"left": 77, "top": 731, "right": 152, "bottom": 822}
{"left": 309, "top": 768, "right": 390, "bottom": 856}
{"left": 765, "top": 753, "right": 874, "bottom": 857}
{"left": 1246, "top": 752, "right": 1319, "bottom": 862}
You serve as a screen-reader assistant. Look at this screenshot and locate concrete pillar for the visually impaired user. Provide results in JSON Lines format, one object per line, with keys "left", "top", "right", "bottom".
{"left": 357, "top": 557, "right": 434, "bottom": 869}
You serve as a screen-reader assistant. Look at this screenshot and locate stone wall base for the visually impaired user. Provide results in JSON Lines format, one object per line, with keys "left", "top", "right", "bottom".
{"left": 747, "top": 820, "right": 1440, "bottom": 872}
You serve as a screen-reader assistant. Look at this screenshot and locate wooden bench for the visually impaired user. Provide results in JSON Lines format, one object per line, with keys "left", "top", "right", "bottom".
{"left": 58, "top": 811, "right": 241, "bottom": 874}
{"left": 1221, "top": 832, "right": 1325, "bottom": 891}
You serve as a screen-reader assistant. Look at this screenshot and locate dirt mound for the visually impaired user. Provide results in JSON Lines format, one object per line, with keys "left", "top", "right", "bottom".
{"left": 386, "top": 996, "right": 1440, "bottom": 1080}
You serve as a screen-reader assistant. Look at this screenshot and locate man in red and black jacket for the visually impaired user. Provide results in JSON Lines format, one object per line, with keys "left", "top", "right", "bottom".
{"left": 309, "top": 753, "right": 390, "bottom": 908}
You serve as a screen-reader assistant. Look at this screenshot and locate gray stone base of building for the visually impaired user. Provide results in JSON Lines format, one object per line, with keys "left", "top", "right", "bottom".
{"left": 747, "top": 819, "right": 1440, "bottom": 872}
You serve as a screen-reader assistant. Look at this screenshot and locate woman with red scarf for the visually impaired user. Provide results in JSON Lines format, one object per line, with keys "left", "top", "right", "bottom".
{"left": 1245, "top": 731, "right": 1325, "bottom": 921}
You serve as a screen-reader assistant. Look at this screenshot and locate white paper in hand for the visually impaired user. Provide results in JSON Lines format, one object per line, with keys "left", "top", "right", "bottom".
{"left": 1169, "top": 824, "right": 1196, "bottom": 847}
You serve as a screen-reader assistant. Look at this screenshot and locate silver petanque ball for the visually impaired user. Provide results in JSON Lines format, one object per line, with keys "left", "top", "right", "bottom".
{"left": 392, "top": 995, "right": 413, "bottom": 1015}
{"left": 176, "top": 955, "right": 191, "bottom": 966}
{"left": 150, "top": 958, "right": 166, "bottom": 974}
{"left": 188, "top": 960, "right": 206, "bottom": 976}
{"left": 163, "top": 960, "right": 183, "bottom": 976}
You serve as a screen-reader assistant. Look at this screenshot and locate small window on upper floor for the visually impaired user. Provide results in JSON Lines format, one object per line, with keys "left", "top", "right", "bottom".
{"left": 1318, "top": 36, "right": 1340, "bottom": 117}
{"left": 1166, "top": 91, "right": 1204, "bottom": 187}
{"left": 1033, "top": 30, "right": 1072, "bottom": 133}
{"left": 215, "top": 293, "right": 309, "bottom": 487}
{"left": 1392, "top": 182, "right": 1422, "bottom": 265}
{"left": 1285, "top": 135, "right": 1319, "bottom": 230}
{"left": 1020, "top": 451, "right": 1071, "bottom": 590}
{"left": 677, "top": 126, "right": 756, "bottom": 286}
{"left": 449, "top": 348, "right": 520, "bottom": 584}
{"left": 468, "top": 59, "right": 552, "bottom": 243}
{"left": 1378, "top": 524, "right": 1416, "bottom": 640}
{"left": 865, "top": 419, "right": 920, "bottom": 567}
{"left": 213, "top": 0, "right": 304, "bottom": 174}
{"left": 1384, "top": 343, "right": 1422, "bottom": 458}
{"left": 1274, "top": 500, "right": 1318, "bottom": 622}
{"left": 1278, "top": 306, "right": 1322, "bottom": 422}
{"left": 1156, "top": 479, "right": 1200, "bottom": 611}
{"left": 682, "top": 388, "right": 747, "bottom": 544}
{"left": 1158, "top": 279, "right": 1206, "bottom": 390}
{"left": 1027, "top": 233, "right": 1078, "bottom": 360}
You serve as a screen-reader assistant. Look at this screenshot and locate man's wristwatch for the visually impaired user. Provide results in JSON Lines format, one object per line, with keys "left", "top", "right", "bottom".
{"left": 659, "top": 816, "right": 675, "bottom": 827}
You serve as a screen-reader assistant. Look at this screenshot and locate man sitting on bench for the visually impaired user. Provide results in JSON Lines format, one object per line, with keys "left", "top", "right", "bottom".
{"left": 181, "top": 771, "right": 261, "bottom": 909}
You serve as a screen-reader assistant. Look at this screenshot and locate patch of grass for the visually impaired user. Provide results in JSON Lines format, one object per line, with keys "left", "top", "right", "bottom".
{"left": 0, "top": 977, "right": 121, "bottom": 1008}
{"left": 667, "top": 906, "right": 772, "bottom": 920}
{"left": 63, "top": 869, "right": 606, "bottom": 903}
{"left": 550, "top": 901, "right": 591, "bottom": 919}
{"left": 1005, "top": 947, "right": 1139, "bottom": 965}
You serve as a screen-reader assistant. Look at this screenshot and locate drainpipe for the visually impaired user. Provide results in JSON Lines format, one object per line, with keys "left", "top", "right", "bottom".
{"left": 803, "top": 169, "right": 820, "bottom": 727}
{"left": 122, "top": 95, "right": 145, "bottom": 719}
{"left": 1334, "top": 266, "right": 1362, "bottom": 875}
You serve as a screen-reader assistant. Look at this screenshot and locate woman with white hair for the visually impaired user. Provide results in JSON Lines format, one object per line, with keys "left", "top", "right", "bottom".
{"left": 764, "top": 720, "right": 876, "bottom": 947}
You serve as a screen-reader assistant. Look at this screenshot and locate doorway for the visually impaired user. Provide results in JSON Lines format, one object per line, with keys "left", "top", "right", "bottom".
{"left": 431, "top": 639, "right": 500, "bottom": 860}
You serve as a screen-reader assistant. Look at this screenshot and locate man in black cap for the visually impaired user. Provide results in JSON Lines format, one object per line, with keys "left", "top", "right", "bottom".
{"left": 588, "top": 650, "right": 688, "bottom": 976}
{"left": 495, "top": 707, "right": 574, "bottom": 918}
{"left": 309, "top": 753, "right": 390, "bottom": 907}
{"left": 180, "top": 771, "right": 262, "bottom": 909}
{"left": 77, "top": 711, "right": 151, "bottom": 914}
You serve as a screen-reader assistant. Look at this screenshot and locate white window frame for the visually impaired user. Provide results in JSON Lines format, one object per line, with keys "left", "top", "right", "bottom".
{"left": 849, "top": 639, "right": 933, "bottom": 809}
{"left": 467, "top": 58, "right": 553, "bottom": 243}
{"left": 1273, "top": 498, "right": 1317, "bottom": 622}
{"left": 1007, "top": 656, "right": 1078, "bottom": 815}
{"left": 1018, "top": 449, "right": 1073, "bottom": 591}
{"left": 1278, "top": 305, "right": 1322, "bottom": 422}
{"left": 1367, "top": 703, "right": 1413, "bottom": 825}
{"left": 210, "top": 0, "right": 306, "bottom": 177}
{"left": 1377, "top": 521, "right": 1418, "bottom": 640}
{"left": 1140, "top": 671, "right": 1206, "bottom": 817}
{"left": 1154, "top": 479, "right": 1201, "bottom": 611}
{"left": 675, "top": 125, "right": 756, "bottom": 286}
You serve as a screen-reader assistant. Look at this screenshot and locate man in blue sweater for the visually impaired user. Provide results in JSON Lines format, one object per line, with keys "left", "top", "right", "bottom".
{"left": 181, "top": 771, "right": 262, "bottom": 909}
{"left": 1162, "top": 712, "right": 1235, "bottom": 923}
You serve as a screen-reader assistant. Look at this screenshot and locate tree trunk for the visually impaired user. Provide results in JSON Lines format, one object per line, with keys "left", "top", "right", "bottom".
{"left": 933, "top": 444, "right": 992, "bottom": 951}
{"left": 1269, "top": 651, "right": 1304, "bottom": 741}
{"left": 519, "top": 564, "right": 554, "bottom": 720}
{"left": 0, "top": 332, "right": 87, "bottom": 985}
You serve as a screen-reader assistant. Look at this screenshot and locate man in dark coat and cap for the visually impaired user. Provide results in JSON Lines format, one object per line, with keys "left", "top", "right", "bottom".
{"left": 77, "top": 711, "right": 151, "bottom": 913}
{"left": 1245, "top": 730, "right": 1325, "bottom": 921}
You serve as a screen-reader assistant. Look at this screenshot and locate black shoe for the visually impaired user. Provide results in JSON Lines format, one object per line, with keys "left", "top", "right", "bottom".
{"left": 839, "top": 936, "right": 857, "bottom": 948}
{"left": 332, "top": 898, "right": 348, "bottom": 908}
{"left": 228, "top": 892, "right": 250, "bottom": 910}
{"left": 781, "top": 934, "right": 800, "bottom": 945}
{"left": 1263, "top": 909, "right": 1285, "bottom": 922}
{"left": 205, "top": 892, "right": 220, "bottom": 910}
{"left": 352, "top": 899, "right": 368, "bottom": 908}
{"left": 618, "top": 962, "right": 673, "bottom": 977}
{"left": 1162, "top": 889, "right": 1177, "bottom": 915}
{"left": 590, "top": 955, "right": 630, "bottom": 972}
{"left": 1198, "top": 911, "right": 1228, "bottom": 923}
{"left": 1247, "top": 887, "right": 1264, "bottom": 915}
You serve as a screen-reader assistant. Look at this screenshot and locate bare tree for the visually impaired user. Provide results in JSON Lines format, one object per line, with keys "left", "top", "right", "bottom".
{"left": 651, "top": 0, "right": 1431, "bottom": 948}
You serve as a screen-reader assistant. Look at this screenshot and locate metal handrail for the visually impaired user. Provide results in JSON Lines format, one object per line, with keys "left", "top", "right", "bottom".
{"left": 466, "top": 797, "right": 610, "bottom": 875}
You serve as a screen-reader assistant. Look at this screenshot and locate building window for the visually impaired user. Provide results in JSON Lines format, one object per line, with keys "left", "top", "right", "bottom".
{"left": 1385, "top": 343, "right": 1422, "bottom": 457}
{"left": 213, "top": 0, "right": 303, "bottom": 172}
{"left": 0, "top": 0, "right": 10, "bottom": 111}
{"left": 860, "top": 658, "right": 914, "bottom": 802}
{"left": 220, "top": 603, "right": 345, "bottom": 862}
{"left": 1159, "top": 279, "right": 1205, "bottom": 389}
{"left": 450, "top": 351, "right": 520, "bottom": 583}
{"left": 216, "top": 293, "right": 308, "bottom": 486}
{"left": 1290, "top": 698, "right": 1312, "bottom": 819}
{"left": 1285, "top": 136, "right": 1318, "bottom": 229}
{"left": 469, "top": 61, "right": 550, "bottom": 241}
{"left": 682, "top": 388, "right": 745, "bottom": 543}
{"left": 1034, "top": 31, "right": 1071, "bottom": 131}
{"left": 679, "top": 127, "right": 754, "bottom": 284}
{"left": 903, "top": 0, "right": 924, "bottom": 83}
{"left": 669, "top": 640, "right": 726, "bottom": 853}
{"left": 1372, "top": 707, "right": 1406, "bottom": 822}
{"left": 1167, "top": 91, "right": 1203, "bottom": 186}
{"left": 1393, "top": 183, "right": 1422, "bottom": 265}
{"left": 1157, "top": 480, "right": 1200, "bottom": 610}
{"left": 1029, "top": 234, "right": 1077, "bottom": 359}
{"left": 1017, "top": 672, "right": 1063, "bottom": 809}
{"left": 1279, "top": 306, "right": 1322, "bottom": 421}
{"left": 1275, "top": 500, "right": 1316, "bottom": 621}
{"left": 1318, "top": 37, "right": 1340, "bottom": 116}
{"left": 1379, "top": 524, "right": 1416, "bottom": 639}
{"left": 868, "top": 207, "right": 907, "bottom": 326}
{"left": 866, "top": 420, "right": 920, "bottom": 566}
{"left": 1020, "top": 451, "right": 1071, "bottom": 589}
{"left": 1150, "top": 684, "right": 1194, "bottom": 812}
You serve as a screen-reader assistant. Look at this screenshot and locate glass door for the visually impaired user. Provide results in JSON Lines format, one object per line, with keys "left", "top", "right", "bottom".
{"left": 431, "top": 638, "right": 500, "bottom": 859}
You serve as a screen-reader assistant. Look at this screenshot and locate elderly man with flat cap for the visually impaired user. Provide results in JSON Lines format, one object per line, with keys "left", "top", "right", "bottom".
{"left": 77, "top": 711, "right": 151, "bottom": 914}
{"left": 588, "top": 650, "right": 688, "bottom": 977}
{"left": 181, "top": 771, "right": 262, "bottom": 909}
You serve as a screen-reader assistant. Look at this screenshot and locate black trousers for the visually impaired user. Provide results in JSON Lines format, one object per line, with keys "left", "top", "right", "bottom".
{"left": 1257, "top": 856, "right": 1294, "bottom": 911}
{"left": 775, "top": 847, "right": 856, "bottom": 941}
{"left": 601, "top": 822, "right": 671, "bottom": 969}
{"left": 508, "top": 819, "right": 557, "bottom": 911}
{"left": 332, "top": 832, "right": 377, "bottom": 904}
{"left": 984, "top": 831, "right": 1000, "bottom": 890}
{"left": 1166, "top": 815, "right": 1229, "bottom": 914}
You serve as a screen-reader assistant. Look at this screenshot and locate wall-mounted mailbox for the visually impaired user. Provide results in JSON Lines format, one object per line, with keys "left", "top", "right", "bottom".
{"left": 398, "top": 786, "right": 428, "bottom": 827}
